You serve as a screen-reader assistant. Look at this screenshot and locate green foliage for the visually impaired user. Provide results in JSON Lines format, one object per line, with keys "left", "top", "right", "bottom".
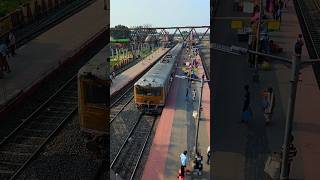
{"left": 0, "top": 0, "right": 31, "bottom": 17}
{"left": 111, "top": 24, "right": 130, "bottom": 39}
{"left": 111, "top": 47, "right": 155, "bottom": 68}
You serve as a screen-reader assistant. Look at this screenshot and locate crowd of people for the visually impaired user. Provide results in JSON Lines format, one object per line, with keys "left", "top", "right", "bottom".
{"left": 0, "top": 31, "right": 16, "bottom": 78}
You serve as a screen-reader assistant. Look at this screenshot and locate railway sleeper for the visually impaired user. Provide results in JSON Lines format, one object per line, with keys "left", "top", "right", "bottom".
{"left": 33, "top": 115, "right": 61, "bottom": 121}
{"left": 51, "top": 100, "right": 77, "bottom": 106}
{"left": 29, "top": 120, "right": 62, "bottom": 127}
{"left": 1, "top": 143, "right": 38, "bottom": 153}
{"left": 0, "top": 152, "right": 29, "bottom": 163}
{"left": 49, "top": 103, "right": 76, "bottom": 109}
{"left": 55, "top": 96, "right": 78, "bottom": 101}
{"left": 37, "top": 114, "right": 69, "bottom": 120}
{"left": 44, "top": 109, "right": 71, "bottom": 114}
{"left": 0, "top": 169, "right": 15, "bottom": 175}
{"left": 20, "top": 130, "right": 51, "bottom": 138}
{"left": 23, "top": 128, "right": 51, "bottom": 134}
{"left": 13, "top": 136, "right": 45, "bottom": 145}
{"left": 28, "top": 121, "right": 58, "bottom": 129}
{"left": 112, "top": 106, "right": 125, "bottom": 112}
{"left": 132, "top": 133, "right": 148, "bottom": 139}
{"left": 39, "top": 110, "right": 71, "bottom": 116}
{"left": 0, "top": 151, "right": 32, "bottom": 157}
{"left": 46, "top": 106, "right": 75, "bottom": 112}
{"left": 111, "top": 122, "right": 126, "bottom": 129}
{"left": 60, "top": 89, "right": 77, "bottom": 95}
{"left": 17, "top": 135, "right": 46, "bottom": 141}
{"left": 0, "top": 161, "right": 23, "bottom": 167}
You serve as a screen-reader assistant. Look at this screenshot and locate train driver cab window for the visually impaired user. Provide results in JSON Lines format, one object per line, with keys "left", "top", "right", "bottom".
{"left": 136, "top": 86, "right": 161, "bottom": 96}
{"left": 85, "top": 83, "right": 106, "bottom": 106}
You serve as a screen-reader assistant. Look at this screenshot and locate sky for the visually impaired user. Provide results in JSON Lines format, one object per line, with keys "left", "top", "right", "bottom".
{"left": 110, "top": 0, "right": 210, "bottom": 30}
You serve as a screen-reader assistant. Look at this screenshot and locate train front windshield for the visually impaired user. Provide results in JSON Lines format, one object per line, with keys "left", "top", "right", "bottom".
{"left": 136, "top": 86, "right": 161, "bottom": 96}
{"left": 85, "top": 83, "right": 107, "bottom": 106}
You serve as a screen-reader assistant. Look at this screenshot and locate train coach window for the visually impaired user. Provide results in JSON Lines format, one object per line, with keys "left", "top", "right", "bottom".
{"left": 136, "top": 86, "right": 161, "bottom": 96}
{"left": 85, "top": 83, "right": 107, "bottom": 105}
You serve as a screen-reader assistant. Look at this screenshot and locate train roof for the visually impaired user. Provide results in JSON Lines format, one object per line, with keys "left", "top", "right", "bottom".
{"left": 135, "top": 43, "right": 182, "bottom": 87}
{"left": 78, "top": 45, "right": 107, "bottom": 81}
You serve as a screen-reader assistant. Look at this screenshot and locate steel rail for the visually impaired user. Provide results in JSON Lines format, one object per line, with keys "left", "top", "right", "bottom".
{"left": 9, "top": 107, "right": 77, "bottom": 180}
{"left": 109, "top": 96, "right": 134, "bottom": 124}
{"left": 0, "top": 74, "right": 77, "bottom": 147}
{"left": 110, "top": 113, "right": 144, "bottom": 169}
{"left": 129, "top": 116, "right": 156, "bottom": 180}
{"left": 0, "top": 74, "right": 78, "bottom": 180}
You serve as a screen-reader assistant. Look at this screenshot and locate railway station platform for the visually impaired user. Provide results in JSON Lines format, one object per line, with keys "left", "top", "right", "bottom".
{"left": 212, "top": 0, "right": 320, "bottom": 179}
{"left": 110, "top": 48, "right": 170, "bottom": 97}
{"left": 0, "top": 0, "right": 106, "bottom": 115}
{"left": 141, "top": 48, "right": 210, "bottom": 180}
{"left": 266, "top": 1, "right": 320, "bottom": 179}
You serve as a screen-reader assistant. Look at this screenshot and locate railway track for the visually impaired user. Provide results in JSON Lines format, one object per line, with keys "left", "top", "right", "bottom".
{"left": 102, "top": 46, "right": 175, "bottom": 179}
{"left": 294, "top": 0, "right": 320, "bottom": 88}
{"left": 0, "top": 75, "right": 78, "bottom": 180}
{"left": 110, "top": 114, "right": 156, "bottom": 180}
{"left": 110, "top": 87, "right": 134, "bottom": 123}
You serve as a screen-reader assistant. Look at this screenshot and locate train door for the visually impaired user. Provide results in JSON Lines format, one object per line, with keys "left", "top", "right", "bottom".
{"left": 80, "top": 79, "right": 107, "bottom": 134}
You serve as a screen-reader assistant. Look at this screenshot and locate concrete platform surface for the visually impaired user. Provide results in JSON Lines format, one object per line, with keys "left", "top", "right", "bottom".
{"left": 0, "top": 0, "right": 107, "bottom": 110}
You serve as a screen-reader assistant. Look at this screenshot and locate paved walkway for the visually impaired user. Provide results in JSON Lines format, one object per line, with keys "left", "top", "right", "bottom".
{"left": 0, "top": 0, "right": 106, "bottom": 109}
{"left": 142, "top": 48, "right": 210, "bottom": 180}
{"left": 213, "top": 0, "right": 320, "bottom": 179}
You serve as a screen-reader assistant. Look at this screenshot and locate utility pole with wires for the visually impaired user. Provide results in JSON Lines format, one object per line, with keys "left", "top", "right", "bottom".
{"left": 253, "top": 0, "right": 263, "bottom": 82}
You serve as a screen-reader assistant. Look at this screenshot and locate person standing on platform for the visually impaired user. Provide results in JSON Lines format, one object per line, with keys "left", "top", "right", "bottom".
{"left": 180, "top": 150, "right": 188, "bottom": 177}
{"left": 295, "top": 34, "right": 304, "bottom": 57}
{"left": 241, "top": 85, "right": 251, "bottom": 123}
{"left": 297, "top": 34, "right": 304, "bottom": 47}
{"left": 0, "top": 41, "right": 11, "bottom": 73}
{"left": 207, "top": 146, "right": 211, "bottom": 165}
{"left": 193, "top": 152, "right": 203, "bottom": 175}
{"left": 192, "top": 89, "right": 196, "bottom": 101}
{"left": 185, "top": 87, "right": 189, "bottom": 101}
{"left": 8, "top": 31, "right": 16, "bottom": 57}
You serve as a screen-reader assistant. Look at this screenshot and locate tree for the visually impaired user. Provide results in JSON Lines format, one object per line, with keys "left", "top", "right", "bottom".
{"left": 111, "top": 24, "right": 130, "bottom": 39}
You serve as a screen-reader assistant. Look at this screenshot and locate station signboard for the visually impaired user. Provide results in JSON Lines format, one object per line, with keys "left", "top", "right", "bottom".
{"left": 231, "top": 20, "right": 243, "bottom": 29}
{"left": 268, "top": 20, "right": 280, "bottom": 30}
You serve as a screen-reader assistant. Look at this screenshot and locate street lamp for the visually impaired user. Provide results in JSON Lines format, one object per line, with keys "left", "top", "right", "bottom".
{"left": 212, "top": 42, "right": 320, "bottom": 179}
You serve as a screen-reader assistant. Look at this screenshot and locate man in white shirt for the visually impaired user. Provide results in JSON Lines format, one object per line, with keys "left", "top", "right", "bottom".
{"left": 180, "top": 150, "right": 188, "bottom": 177}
